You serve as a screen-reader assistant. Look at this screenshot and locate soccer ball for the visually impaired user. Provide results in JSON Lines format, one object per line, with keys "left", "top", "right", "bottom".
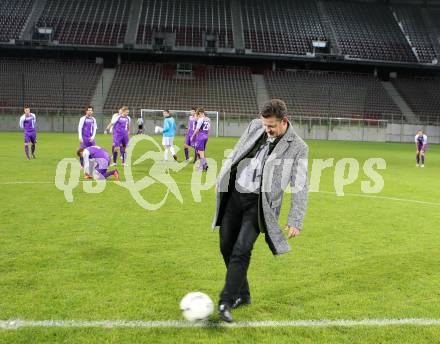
{"left": 180, "top": 292, "right": 214, "bottom": 322}
{"left": 154, "top": 125, "right": 163, "bottom": 134}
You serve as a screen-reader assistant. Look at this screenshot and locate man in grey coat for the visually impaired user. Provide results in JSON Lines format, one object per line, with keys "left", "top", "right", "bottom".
{"left": 212, "top": 99, "right": 308, "bottom": 322}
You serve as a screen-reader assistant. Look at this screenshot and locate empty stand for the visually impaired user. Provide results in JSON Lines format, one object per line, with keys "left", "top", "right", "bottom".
{"left": 0, "top": 0, "right": 35, "bottom": 42}
{"left": 325, "top": 1, "right": 417, "bottom": 63}
{"left": 37, "top": 0, "right": 131, "bottom": 46}
{"left": 0, "top": 58, "right": 102, "bottom": 111}
{"left": 265, "top": 70, "right": 402, "bottom": 121}
{"left": 241, "top": 0, "right": 325, "bottom": 55}
{"left": 136, "top": 0, "right": 233, "bottom": 48}
{"left": 104, "top": 63, "right": 257, "bottom": 115}
{"left": 392, "top": 77, "right": 440, "bottom": 125}
{"left": 392, "top": 6, "right": 437, "bottom": 64}
{"left": 425, "top": 7, "right": 440, "bottom": 58}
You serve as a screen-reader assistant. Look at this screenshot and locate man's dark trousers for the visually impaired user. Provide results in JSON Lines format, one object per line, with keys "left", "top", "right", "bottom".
{"left": 219, "top": 189, "right": 260, "bottom": 306}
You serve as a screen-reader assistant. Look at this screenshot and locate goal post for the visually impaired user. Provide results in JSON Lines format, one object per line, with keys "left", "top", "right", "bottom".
{"left": 140, "top": 109, "right": 220, "bottom": 137}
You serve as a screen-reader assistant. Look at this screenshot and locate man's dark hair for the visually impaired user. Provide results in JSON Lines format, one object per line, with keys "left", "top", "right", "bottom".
{"left": 196, "top": 107, "right": 205, "bottom": 114}
{"left": 87, "top": 106, "right": 93, "bottom": 111}
{"left": 191, "top": 106, "right": 197, "bottom": 111}
{"left": 164, "top": 109, "right": 170, "bottom": 113}
{"left": 24, "top": 106, "right": 30, "bottom": 110}
{"left": 76, "top": 148, "right": 84, "bottom": 157}
{"left": 260, "top": 99, "right": 288, "bottom": 120}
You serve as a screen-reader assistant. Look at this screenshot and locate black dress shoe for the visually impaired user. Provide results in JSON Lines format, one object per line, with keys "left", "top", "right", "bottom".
{"left": 219, "top": 304, "right": 233, "bottom": 323}
{"left": 232, "top": 296, "right": 251, "bottom": 309}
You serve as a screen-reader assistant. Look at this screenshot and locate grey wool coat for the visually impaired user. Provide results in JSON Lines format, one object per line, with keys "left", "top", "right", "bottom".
{"left": 212, "top": 119, "right": 309, "bottom": 256}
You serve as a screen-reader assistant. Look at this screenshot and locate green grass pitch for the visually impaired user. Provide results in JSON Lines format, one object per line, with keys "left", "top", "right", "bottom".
{"left": 0, "top": 132, "right": 440, "bottom": 343}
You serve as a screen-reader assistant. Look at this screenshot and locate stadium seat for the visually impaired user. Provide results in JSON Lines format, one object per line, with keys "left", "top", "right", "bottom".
{"left": 104, "top": 63, "right": 257, "bottom": 116}
{"left": 37, "top": 0, "right": 130, "bottom": 46}
{"left": 324, "top": 1, "right": 417, "bottom": 63}
{"left": 136, "top": 0, "right": 234, "bottom": 48}
{"left": 241, "top": 0, "right": 325, "bottom": 55}
{"left": 392, "top": 76, "right": 440, "bottom": 125}
{"left": 0, "top": 0, "right": 34, "bottom": 42}
{"left": 265, "top": 70, "right": 402, "bottom": 121}
{"left": 392, "top": 5, "right": 437, "bottom": 64}
{"left": 0, "top": 58, "right": 102, "bottom": 112}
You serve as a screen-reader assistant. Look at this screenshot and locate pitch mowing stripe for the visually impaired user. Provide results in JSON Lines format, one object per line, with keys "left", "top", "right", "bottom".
{"left": 0, "top": 181, "right": 54, "bottom": 184}
{"left": 1, "top": 181, "right": 440, "bottom": 207}
{"left": 2, "top": 181, "right": 440, "bottom": 206}
{"left": 2, "top": 319, "right": 440, "bottom": 329}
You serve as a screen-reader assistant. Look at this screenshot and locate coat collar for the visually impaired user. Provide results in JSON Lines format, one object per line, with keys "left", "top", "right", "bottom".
{"left": 265, "top": 121, "right": 296, "bottom": 163}
{"left": 280, "top": 121, "right": 295, "bottom": 143}
{"left": 232, "top": 120, "right": 296, "bottom": 165}
{"left": 232, "top": 126, "right": 265, "bottom": 164}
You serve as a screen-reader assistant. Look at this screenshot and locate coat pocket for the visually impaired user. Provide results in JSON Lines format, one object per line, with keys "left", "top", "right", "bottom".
{"left": 270, "top": 198, "right": 282, "bottom": 209}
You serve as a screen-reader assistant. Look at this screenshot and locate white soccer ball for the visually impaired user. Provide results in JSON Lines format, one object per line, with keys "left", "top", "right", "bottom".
{"left": 154, "top": 126, "right": 163, "bottom": 134}
{"left": 180, "top": 292, "right": 214, "bottom": 322}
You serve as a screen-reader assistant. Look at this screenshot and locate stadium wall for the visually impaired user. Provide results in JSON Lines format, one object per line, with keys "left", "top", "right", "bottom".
{"left": 1, "top": 115, "right": 439, "bottom": 144}
{"left": 0, "top": 116, "right": 208, "bottom": 137}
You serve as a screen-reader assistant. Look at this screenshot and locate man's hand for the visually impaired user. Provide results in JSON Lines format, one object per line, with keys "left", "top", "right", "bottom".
{"left": 104, "top": 129, "right": 108, "bottom": 135}
{"left": 285, "top": 226, "right": 300, "bottom": 239}
{"left": 79, "top": 139, "right": 83, "bottom": 144}
{"left": 89, "top": 137, "right": 94, "bottom": 142}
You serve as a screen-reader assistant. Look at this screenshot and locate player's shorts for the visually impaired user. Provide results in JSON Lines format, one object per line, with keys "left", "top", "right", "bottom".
{"left": 89, "top": 157, "right": 110, "bottom": 177}
{"left": 138, "top": 125, "right": 143, "bottom": 130}
{"left": 80, "top": 139, "right": 96, "bottom": 149}
{"left": 162, "top": 136, "right": 174, "bottom": 146}
{"left": 184, "top": 133, "right": 194, "bottom": 146}
{"left": 113, "top": 133, "right": 129, "bottom": 147}
{"left": 417, "top": 144, "right": 427, "bottom": 152}
{"left": 24, "top": 131, "right": 37, "bottom": 144}
{"left": 96, "top": 156, "right": 110, "bottom": 170}
{"left": 195, "top": 136, "right": 208, "bottom": 151}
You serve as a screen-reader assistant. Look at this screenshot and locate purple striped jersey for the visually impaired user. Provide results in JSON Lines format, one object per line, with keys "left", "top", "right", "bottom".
{"left": 187, "top": 115, "right": 197, "bottom": 136}
{"left": 112, "top": 114, "right": 131, "bottom": 135}
{"left": 85, "top": 146, "right": 110, "bottom": 161}
{"left": 19, "top": 113, "right": 36, "bottom": 133}
{"left": 78, "top": 115, "right": 97, "bottom": 140}
{"left": 196, "top": 116, "right": 211, "bottom": 137}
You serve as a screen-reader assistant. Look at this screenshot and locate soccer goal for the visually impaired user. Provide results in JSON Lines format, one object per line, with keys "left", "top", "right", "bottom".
{"left": 140, "top": 109, "right": 220, "bottom": 137}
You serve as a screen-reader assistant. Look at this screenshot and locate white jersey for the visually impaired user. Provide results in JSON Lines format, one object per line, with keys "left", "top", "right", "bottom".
{"left": 78, "top": 115, "right": 97, "bottom": 141}
{"left": 109, "top": 113, "right": 121, "bottom": 134}
{"left": 19, "top": 113, "right": 36, "bottom": 131}
{"left": 414, "top": 134, "right": 428, "bottom": 145}
{"left": 111, "top": 113, "right": 121, "bottom": 123}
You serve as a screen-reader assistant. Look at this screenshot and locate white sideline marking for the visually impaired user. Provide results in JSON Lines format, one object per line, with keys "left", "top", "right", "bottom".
{"left": 1, "top": 182, "right": 440, "bottom": 207}
{"left": 317, "top": 191, "right": 440, "bottom": 207}
{"left": 1, "top": 318, "right": 440, "bottom": 329}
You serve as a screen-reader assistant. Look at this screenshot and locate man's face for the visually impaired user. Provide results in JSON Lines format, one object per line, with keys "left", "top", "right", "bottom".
{"left": 122, "top": 109, "right": 129, "bottom": 117}
{"left": 24, "top": 108, "right": 30, "bottom": 115}
{"left": 86, "top": 108, "right": 93, "bottom": 117}
{"left": 190, "top": 110, "right": 196, "bottom": 116}
{"left": 417, "top": 131, "right": 423, "bottom": 136}
{"left": 163, "top": 111, "right": 169, "bottom": 118}
{"left": 261, "top": 115, "right": 287, "bottom": 138}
